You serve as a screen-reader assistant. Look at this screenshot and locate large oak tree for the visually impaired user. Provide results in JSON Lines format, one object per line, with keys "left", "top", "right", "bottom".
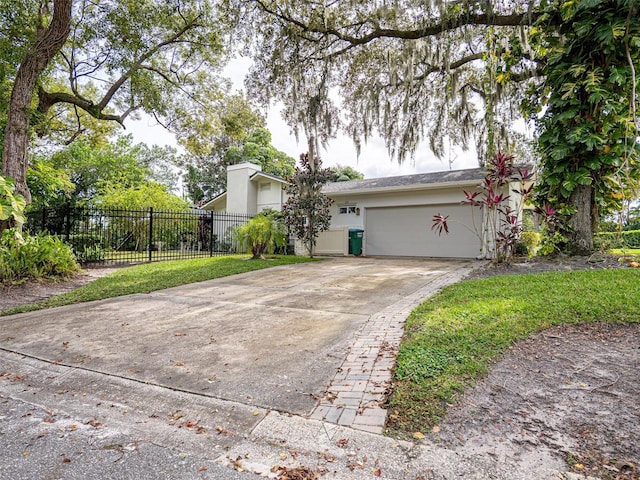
{"left": 2, "top": 0, "right": 227, "bottom": 207}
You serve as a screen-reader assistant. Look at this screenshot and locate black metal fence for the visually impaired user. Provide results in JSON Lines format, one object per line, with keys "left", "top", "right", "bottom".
{"left": 25, "top": 205, "right": 252, "bottom": 265}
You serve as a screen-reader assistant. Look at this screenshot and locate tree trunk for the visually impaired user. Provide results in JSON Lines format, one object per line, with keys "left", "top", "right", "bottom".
{"left": 567, "top": 184, "right": 595, "bottom": 254}
{"left": 1, "top": 0, "right": 72, "bottom": 205}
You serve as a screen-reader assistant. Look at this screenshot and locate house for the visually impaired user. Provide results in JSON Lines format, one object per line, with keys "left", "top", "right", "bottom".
{"left": 202, "top": 162, "right": 524, "bottom": 259}
{"left": 201, "top": 162, "right": 289, "bottom": 215}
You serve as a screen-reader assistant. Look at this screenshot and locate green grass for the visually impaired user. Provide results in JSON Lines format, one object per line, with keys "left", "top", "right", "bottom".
{"left": 387, "top": 268, "right": 640, "bottom": 438}
{"left": 2, "top": 255, "right": 316, "bottom": 316}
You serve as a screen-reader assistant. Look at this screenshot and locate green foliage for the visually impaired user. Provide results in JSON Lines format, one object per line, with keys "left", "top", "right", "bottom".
{"left": 233, "top": 213, "right": 288, "bottom": 259}
{"left": 95, "top": 182, "right": 189, "bottom": 211}
{"left": 0, "top": 229, "right": 79, "bottom": 284}
{"left": 597, "top": 230, "right": 640, "bottom": 249}
{"left": 224, "top": 128, "right": 296, "bottom": 179}
{"left": 282, "top": 153, "right": 334, "bottom": 257}
{"left": 331, "top": 165, "right": 364, "bottom": 182}
{"left": 519, "top": 231, "right": 541, "bottom": 257}
{"left": 530, "top": 0, "right": 640, "bottom": 251}
{"left": 2, "top": 255, "right": 317, "bottom": 315}
{"left": 0, "top": 175, "right": 26, "bottom": 226}
{"left": 26, "top": 159, "right": 74, "bottom": 209}
{"left": 94, "top": 182, "right": 190, "bottom": 253}
{"left": 2, "top": 0, "right": 230, "bottom": 205}
{"left": 388, "top": 268, "right": 640, "bottom": 435}
{"left": 538, "top": 230, "right": 569, "bottom": 256}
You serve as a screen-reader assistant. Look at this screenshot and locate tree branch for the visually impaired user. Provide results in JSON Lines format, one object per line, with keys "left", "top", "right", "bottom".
{"left": 254, "top": 0, "right": 540, "bottom": 48}
{"left": 96, "top": 18, "right": 203, "bottom": 111}
{"left": 37, "top": 87, "right": 133, "bottom": 126}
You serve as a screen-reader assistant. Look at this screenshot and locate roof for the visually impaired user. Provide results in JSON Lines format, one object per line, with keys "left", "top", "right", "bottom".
{"left": 250, "top": 171, "right": 289, "bottom": 184}
{"left": 200, "top": 191, "right": 227, "bottom": 210}
{"left": 322, "top": 167, "right": 486, "bottom": 195}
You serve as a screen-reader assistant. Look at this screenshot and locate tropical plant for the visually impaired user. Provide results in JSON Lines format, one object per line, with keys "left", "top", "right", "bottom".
{"left": 232, "top": 212, "right": 287, "bottom": 259}
{"left": 0, "top": 228, "right": 79, "bottom": 284}
{"left": 282, "top": 153, "right": 334, "bottom": 258}
{"left": 432, "top": 152, "right": 535, "bottom": 262}
{"left": 0, "top": 175, "right": 26, "bottom": 228}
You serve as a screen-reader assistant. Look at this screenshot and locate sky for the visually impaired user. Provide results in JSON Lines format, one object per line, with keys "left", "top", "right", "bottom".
{"left": 127, "top": 57, "right": 481, "bottom": 180}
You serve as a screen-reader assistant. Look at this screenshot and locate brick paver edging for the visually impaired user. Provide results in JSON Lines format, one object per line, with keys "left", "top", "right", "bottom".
{"left": 308, "top": 263, "right": 479, "bottom": 433}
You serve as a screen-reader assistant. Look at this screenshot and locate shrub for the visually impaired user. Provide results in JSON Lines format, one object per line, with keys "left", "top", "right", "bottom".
{"left": 519, "top": 231, "right": 541, "bottom": 257}
{"left": 596, "top": 230, "right": 640, "bottom": 250}
{"left": 233, "top": 213, "right": 287, "bottom": 259}
{"left": 0, "top": 229, "right": 80, "bottom": 284}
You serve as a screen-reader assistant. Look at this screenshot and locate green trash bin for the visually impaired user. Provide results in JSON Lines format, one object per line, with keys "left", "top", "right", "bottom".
{"left": 348, "top": 228, "right": 364, "bottom": 256}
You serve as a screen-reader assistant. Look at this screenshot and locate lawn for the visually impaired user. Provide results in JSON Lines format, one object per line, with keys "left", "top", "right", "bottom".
{"left": 386, "top": 267, "right": 640, "bottom": 438}
{"left": 2, "top": 255, "right": 316, "bottom": 315}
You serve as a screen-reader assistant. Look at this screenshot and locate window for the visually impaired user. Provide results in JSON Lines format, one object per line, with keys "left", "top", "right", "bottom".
{"left": 339, "top": 206, "right": 357, "bottom": 214}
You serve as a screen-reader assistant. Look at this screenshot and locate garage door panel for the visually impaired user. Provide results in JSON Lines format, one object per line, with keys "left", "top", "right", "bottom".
{"left": 365, "top": 205, "right": 479, "bottom": 258}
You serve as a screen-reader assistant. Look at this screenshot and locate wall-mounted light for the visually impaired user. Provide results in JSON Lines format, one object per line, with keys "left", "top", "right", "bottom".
{"left": 355, "top": 207, "right": 361, "bottom": 216}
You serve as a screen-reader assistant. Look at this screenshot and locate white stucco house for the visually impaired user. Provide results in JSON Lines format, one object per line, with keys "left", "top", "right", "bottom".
{"left": 202, "top": 162, "right": 526, "bottom": 259}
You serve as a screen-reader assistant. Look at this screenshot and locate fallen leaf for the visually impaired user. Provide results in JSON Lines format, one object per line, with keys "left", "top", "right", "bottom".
{"left": 62, "top": 458, "right": 71, "bottom": 463}
{"left": 432, "top": 425, "right": 441, "bottom": 433}
{"left": 336, "top": 438, "right": 349, "bottom": 449}
{"left": 574, "top": 463, "right": 585, "bottom": 470}
{"left": 372, "top": 468, "right": 381, "bottom": 476}
{"left": 174, "top": 332, "right": 187, "bottom": 337}
{"left": 413, "top": 431, "right": 426, "bottom": 439}
{"left": 198, "top": 466, "right": 208, "bottom": 472}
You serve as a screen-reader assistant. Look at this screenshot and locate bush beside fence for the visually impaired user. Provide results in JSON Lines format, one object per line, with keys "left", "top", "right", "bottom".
{"left": 25, "top": 205, "right": 252, "bottom": 265}
{"left": 596, "top": 230, "right": 640, "bottom": 250}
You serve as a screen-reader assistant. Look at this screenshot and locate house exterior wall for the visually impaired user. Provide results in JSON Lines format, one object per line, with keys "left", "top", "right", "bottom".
{"left": 317, "top": 185, "right": 484, "bottom": 257}
{"left": 256, "top": 181, "right": 289, "bottom": 212}
{"left": 226, "top": 163, "right": 261, "bottom": 215}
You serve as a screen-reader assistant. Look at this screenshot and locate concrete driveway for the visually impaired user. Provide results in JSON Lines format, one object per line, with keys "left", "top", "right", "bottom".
{"left": 0, "top": 257, "right": 493, "bottom": 479}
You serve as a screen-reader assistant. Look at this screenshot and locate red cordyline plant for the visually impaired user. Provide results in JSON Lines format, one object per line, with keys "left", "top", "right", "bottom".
{"left": 432, "top": 152, "right": 535, "bottom": 262}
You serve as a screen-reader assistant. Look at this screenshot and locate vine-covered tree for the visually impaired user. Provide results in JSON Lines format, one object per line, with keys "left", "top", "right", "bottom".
{"left": 528, "top": 0, "right": 640, "bottom": 253}
{"left": 282, "top": 153, "right": 333, "bottom": 258}
{"left": 2, "top": 0, "right": 227, "bottom": 208}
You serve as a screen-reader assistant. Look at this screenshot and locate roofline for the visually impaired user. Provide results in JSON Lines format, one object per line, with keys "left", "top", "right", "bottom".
{"left": 201, "top": 191, "right": 227, "bottom": 209}
{"left": 323, "top": 178, "right": 484, "bottom": 196}
{"left": 250, "top": 171, "right": 289, "bottom": 184}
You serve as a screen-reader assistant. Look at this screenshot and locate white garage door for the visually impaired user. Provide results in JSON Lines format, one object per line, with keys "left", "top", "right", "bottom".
{"left": 365, "top": 205, "right": 480, "bottom": 258}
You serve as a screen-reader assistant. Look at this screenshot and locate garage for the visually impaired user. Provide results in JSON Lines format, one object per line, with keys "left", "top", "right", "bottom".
{"left": 364, "top": 204, "right": 481, "bottom": 258}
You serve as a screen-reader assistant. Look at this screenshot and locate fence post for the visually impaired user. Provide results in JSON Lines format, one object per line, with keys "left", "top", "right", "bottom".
{"left": 148, "top": 207, "right": 154, "bottom": 263}
{"left": 64, "top": 201, "right": 71, "bottom": 241}
{"left": 209, "top": 211, "right": 214, "bottom": 257}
